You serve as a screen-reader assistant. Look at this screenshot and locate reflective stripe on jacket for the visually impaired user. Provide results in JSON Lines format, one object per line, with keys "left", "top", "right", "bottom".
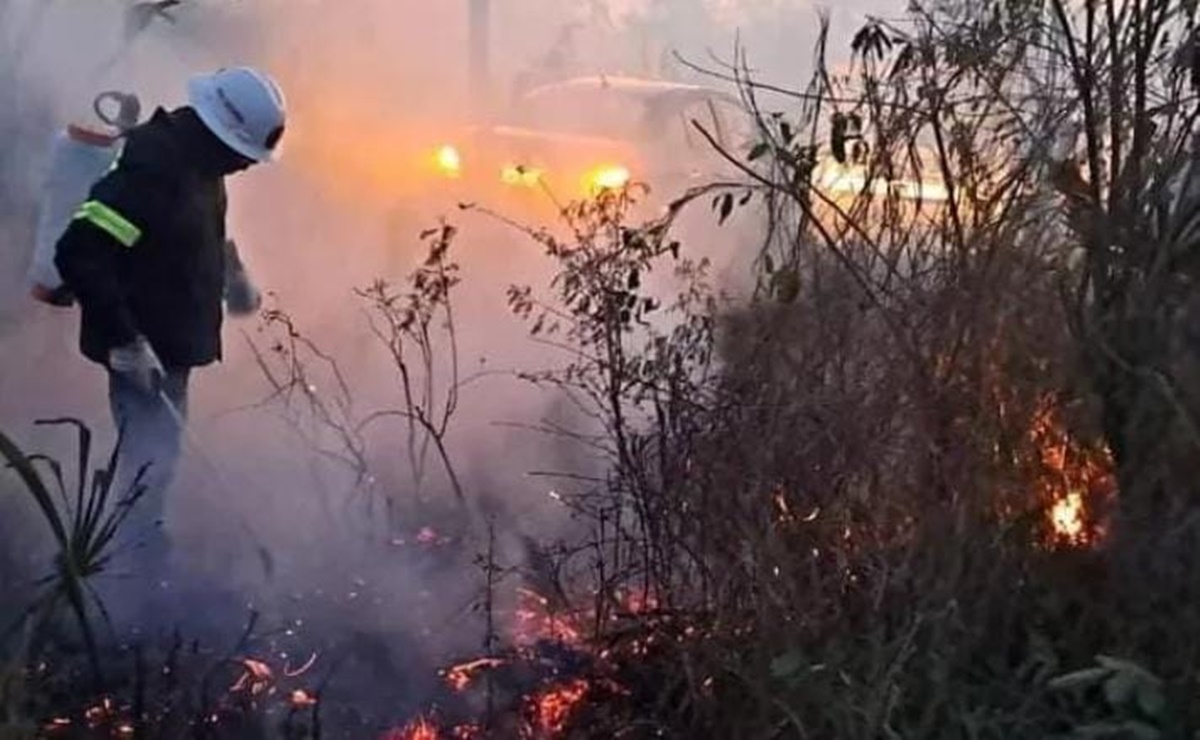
{"left": 55, "top": 107, "right": 230, "bottom": 368}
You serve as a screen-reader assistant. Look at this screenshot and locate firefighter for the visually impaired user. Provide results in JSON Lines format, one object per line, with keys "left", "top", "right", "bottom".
{"left": 54, "top": 66, "right": 285, "bottom": 621}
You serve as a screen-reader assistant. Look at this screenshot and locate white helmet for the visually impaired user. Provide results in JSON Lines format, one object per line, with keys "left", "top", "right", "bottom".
{"left": 187, "top": 66, "right": 286, "bottom": 163}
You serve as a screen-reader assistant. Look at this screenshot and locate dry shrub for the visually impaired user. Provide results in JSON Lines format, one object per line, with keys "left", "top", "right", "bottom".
{"left": 498, "top": 4, "right": 1200, "bottom": 737}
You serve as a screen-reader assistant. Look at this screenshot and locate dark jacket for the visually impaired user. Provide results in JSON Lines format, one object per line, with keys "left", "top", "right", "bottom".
{"left": 55, "top": 107, "right": 241, "bottom": 369}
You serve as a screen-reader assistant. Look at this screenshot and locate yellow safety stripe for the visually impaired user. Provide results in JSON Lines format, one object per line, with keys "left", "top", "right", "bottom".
{"left": 74, "top": 200, "right": 142, "bottom": 248}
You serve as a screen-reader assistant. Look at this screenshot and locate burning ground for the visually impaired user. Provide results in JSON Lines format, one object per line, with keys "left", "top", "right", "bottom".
{"left": 8, "top": 0, "right": 1200, "bottom": 738}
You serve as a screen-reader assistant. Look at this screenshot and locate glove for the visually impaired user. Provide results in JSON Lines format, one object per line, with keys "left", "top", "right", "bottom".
{"left": 224, "top": 267, "right": 262, "bottom": 316}
{"left": 108, "top": 335, "right": 165, "bottom": 394}
{"left": 223, "top": 240, "right": 262, "bottom": 317}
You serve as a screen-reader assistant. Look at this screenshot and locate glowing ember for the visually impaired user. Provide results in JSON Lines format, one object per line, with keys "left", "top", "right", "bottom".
{"left": 442, "top": 657, "right": 507, "bottom": 692}
{"left": 84, "top": 698, "right": 116, "bottom": 727}
{"left": 416, "top": 526, "right": 439, "bottom": 545}
{"left": 289, "top": 689, "right": 319, "bottom": 709}
{"left": 514, "top": 588, "right": 584, "bottom": 646}
{"left": 527, "top": 679, "right": 590, "bottom": 735}
{"left": 773, "top": 490, "right": 794, "bottom": 524}
{"left": 1051, "top": 491, "right": 1087, "bottom": 544}
{"left": 384, "top": 716, "right": 441, "bottom": 740}
{"left": 284, "top": 651, "right": 319, "bottom": 677}
{"left": 1027, "top": 395, "right": 1113, "bottom": 547}
{"left": 230, "top": 658, "right": 274, "bottom": 695}
{"left": 618, "top": 589, "right": 659, "bottom": 615}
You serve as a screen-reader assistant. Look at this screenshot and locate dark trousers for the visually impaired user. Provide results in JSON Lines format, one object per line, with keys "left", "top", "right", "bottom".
{"left": 106, "top": 368, "right": 190, "bottom": 590}
{"left": 103, "top": 367, "right": 246, "bottom": 641}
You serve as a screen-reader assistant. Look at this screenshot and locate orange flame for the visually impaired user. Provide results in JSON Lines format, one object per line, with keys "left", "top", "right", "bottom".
{"left": 1027, "top": 395, "right": 1114, "bottom": 547}
{"left": 514, "top": 588, "right": 584, "bottom": 646}
{"left": 527, "top": 679, "right": 590, "bottom": 736}
{"left": 384, "top": 716, "right": 441, "bottom": 740}
{"left": 443, "top": 657, "right": 506, "bottom": 692}
{"left": 381, "top": 718, "right": 483, "bottom": 740}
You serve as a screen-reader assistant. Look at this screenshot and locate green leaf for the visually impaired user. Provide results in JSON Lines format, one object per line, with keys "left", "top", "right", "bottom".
{"left": 1136, "top": 681, "right": 1166, "bottom": 719}
{"left": 1047, "top": 666, "right": 1111, "bottom": 691}
{"left": 770, "top": 651, "right": 805, "bottom": 679}
{"left": 1074, "top": 721, "right": 1159, "bottom": 739}
{"left": 1119, "top": 721, "right": 1161, "bottom": 740}
{"left": 0, "top": 432, "right": 68, "bottom": 549}
{"left": 1103, "top": 670, "right": 1136, "bottom": 708}
{"left": 1096, "top": 656, "right": 1161, "bottom": 686}
{"left": 748, "top": 142, "right": 770, "bottom": 161}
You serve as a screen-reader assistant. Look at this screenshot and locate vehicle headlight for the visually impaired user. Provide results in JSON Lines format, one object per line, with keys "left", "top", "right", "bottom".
{"left": 587, "top": 165, "right": 631, "bottom": 192}
{"left": 435, "top": 145, "right": 462, "bottom": 177}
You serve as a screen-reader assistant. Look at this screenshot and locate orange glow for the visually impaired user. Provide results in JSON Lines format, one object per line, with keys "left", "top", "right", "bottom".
{"left": 619, "top": 589, "right": 659, "bottom": 615}
{"left": 385, "top": 716, "right": 441, "bottom": 740}
{"left": 290, "top": 689, "right": 319, "bottom": 709}
{"left": 527, "top": 679, "right": 590, "bottom": 735}
{"left": 279, "top": 82, "right": 457, "bottom": 208}
{"left": 814, "top": 160, "right": 950, "bottom": 202}
{"left": 1027, "top": 395, "right": 1114, "bottom": 548}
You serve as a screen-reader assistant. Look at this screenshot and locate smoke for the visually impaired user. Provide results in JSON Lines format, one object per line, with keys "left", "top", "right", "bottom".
{"left": 0, "top": 0, "right": 897, "bottom": 727}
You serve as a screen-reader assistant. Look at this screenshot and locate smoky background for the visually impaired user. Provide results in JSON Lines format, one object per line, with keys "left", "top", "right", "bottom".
{"left": 0, "top": 0, "right": 893, "bottom": 727}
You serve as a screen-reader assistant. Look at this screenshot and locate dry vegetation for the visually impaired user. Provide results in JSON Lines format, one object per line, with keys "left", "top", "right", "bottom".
{"left": 6, "top": 0, "right": 1200, "bottom": 737}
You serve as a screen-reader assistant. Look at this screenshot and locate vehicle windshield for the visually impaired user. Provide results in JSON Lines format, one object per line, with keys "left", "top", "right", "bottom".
{"left": 507, "top": 85, "right": 652, "bottom": 139}
{"left": 650, "top": 95, "right": 752, "bottom": 156}
{"left": 508, "top": 84, "right": 752, "bottom": 154}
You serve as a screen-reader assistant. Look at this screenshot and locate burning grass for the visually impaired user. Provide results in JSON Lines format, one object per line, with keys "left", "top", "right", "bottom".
{"left": 1028, "top": 395, "right": 1115, "bottom": 549}
{"left": 8, "top": 8, "right": 1200, "bottom": 736}
{"left": 525, "top": 679, "right": 590, "bottom": 737}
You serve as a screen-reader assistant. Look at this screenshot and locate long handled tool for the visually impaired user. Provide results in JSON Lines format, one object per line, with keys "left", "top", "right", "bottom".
{"left": 156, "top": 390, "right": 276, "bottom": 580}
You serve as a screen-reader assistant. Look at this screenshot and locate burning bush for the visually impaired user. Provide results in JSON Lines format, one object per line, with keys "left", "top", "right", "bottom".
{"left": 9, "top": 1, "right": 1200, "bottom": 738}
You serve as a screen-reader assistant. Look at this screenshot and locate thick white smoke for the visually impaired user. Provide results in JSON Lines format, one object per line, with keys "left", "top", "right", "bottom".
{"left": 0, "top": 0, "right": 898, "bottom": 725}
